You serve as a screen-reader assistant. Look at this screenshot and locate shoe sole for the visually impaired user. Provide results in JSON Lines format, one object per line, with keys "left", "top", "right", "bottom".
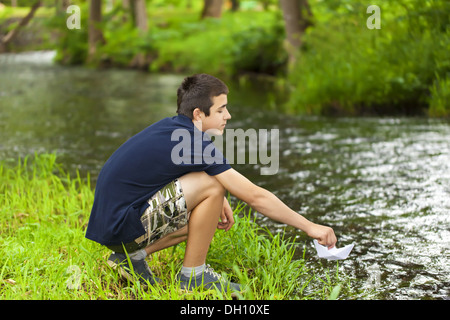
{"left": 107, "top": 258, "right": 163, "bottom": 286}
{"left": 107, "top": 259, "right": 137, "bottom": 283}
{"left": 179, "top": 280, "right": 240, "bottom": 298}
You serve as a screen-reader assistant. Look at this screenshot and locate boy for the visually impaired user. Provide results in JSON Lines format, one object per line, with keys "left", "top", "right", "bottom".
{"left": 85, "top": 73, "right": 337, "bottom": 294}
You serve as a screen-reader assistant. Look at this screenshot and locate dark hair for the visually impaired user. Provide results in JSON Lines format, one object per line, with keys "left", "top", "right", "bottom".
{"left": 176, "top": 73, "right": 229, "bottom": 119}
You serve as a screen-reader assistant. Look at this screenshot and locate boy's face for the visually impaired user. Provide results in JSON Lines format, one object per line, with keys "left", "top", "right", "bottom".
{"left": 193, "top": 94, "right": 231, "bottom": 135}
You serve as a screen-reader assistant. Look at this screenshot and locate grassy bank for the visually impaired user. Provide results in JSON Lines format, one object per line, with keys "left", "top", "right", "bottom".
{"left": 0, "top": 154, "right": 351, "bottom": 300}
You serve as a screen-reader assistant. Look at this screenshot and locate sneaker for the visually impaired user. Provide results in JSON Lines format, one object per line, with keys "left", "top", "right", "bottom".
{"left": 107, "top": 252, "right": 161, "bottom": 285}
{"left": 177, "top": 264, "right": 241, "bottom": 295}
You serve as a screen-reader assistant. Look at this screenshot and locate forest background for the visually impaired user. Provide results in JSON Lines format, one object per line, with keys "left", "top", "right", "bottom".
{"left": 0, "top": 0, "right": 449, "bottom": 116}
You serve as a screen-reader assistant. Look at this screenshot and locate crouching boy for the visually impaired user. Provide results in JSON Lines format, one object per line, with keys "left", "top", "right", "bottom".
{"left": 85, "top": 73, "right": 337, "bottom": 294}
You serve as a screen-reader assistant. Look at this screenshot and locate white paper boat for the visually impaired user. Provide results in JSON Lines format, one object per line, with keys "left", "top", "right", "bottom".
{"left": 313, "top": 240, "right": 355, "bottom": 260}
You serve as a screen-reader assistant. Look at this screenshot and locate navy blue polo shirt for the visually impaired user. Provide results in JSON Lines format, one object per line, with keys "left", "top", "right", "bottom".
{"left": 85, "top": 115, "right": 231, "bottom": 246}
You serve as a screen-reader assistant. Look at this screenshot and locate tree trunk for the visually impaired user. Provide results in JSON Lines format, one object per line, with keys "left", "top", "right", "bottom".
{"left": 0, "top": 0, "right": 41, "bottom": 53}
{"left": 279, "top": 0, "right": 312, "bottom": 64}
{"left": 129, "top": 0, "right": 149, "bottom": 69}
{"left": 201, "top": 0, "right": 223, "bottom": 19}
{"left": 62, "top": 0, "right": 70, "bottom": 10}
{"left": 133, "top": 0, "right": 148, "bottom": 32}
{"left": 121, "top": 0, "right": 130, "bottom": 23}
{"left": 88, "top": 0, "right": 104, "bottom": 63}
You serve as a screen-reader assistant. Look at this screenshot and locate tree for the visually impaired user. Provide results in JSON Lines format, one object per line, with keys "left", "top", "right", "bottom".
{"left": 132, "top": 0, "right": 148, "bottom": 32}
{"left": 88, "top": 0, "right": 105, "bottom": 63}
{"left": 127, "top": 0, "right": 149, "bottom": 69}
{"left": 0, "top": 0, "right": 41, "bottom": 53}
{"left": 201, "top": 0, "right": 224, "bottom": 19}
{"left": 121, "top": 1, "right": 148, "bottom": 33}
{"left": 279, "top": 0, "right": 313, "bottom": 64}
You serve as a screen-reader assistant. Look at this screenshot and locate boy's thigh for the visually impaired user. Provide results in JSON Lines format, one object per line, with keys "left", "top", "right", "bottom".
{"left": 179, "top": 171, "right": 225, "bottom": 212}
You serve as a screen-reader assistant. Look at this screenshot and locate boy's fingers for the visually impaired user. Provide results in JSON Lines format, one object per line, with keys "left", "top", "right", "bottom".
{"left": 220, "top": 210, "right": 227, "bottom": 223}
{"left": 316, "top": 228, "right": 337, "bottom": 248}
{"left": 217, "top": 211, "right": 228, "bottom": 229}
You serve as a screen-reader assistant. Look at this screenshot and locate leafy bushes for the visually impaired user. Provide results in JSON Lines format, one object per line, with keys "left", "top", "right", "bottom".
{"left": 286, "top": 0, "right": 450, "bottom": 116}
{"left": 428, "top": 75, "right": 450, "bottom": 117}
{"left": 230, "top": 21, "right": 287, "bottom": 75}
{"left": 51, "top": 3, "right": 88, "bottom": 65}
{"left": 149, "top": 10, "right": 287, "bottom": 76}
{"left": 53, "top": 6, "right": 287, "bottom": 76}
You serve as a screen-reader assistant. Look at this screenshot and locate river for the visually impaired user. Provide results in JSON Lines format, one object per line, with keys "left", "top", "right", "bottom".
{"left": 1, "top": 51, "right": 449, "bottom": 299}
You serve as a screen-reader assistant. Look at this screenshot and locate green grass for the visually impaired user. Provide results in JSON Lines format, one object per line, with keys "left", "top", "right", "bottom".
{"left": 0, "top": 153, "right": 350, "bottom": 299}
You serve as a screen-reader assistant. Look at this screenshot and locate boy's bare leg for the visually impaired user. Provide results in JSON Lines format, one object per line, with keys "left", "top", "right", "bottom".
{"left": 178, "top": 171, "right": 225, "bottom": 267}
{"left": 144, "top": 226, "right": 188, "bottom": 256}
{"left": 182, "top": 190, "right": 223, "bottom": 266}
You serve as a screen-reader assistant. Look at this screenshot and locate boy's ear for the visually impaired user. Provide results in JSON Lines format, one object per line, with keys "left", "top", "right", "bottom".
{"left": 192, "top": 108, "right": 203, "bottom": 121}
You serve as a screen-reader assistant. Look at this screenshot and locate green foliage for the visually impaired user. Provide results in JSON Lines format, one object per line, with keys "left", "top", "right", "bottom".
{"left": 50, "top": 2, "right": 89, "bottom": 65}
{"left": 50, "top": 5, "right": 286, "bottom": 75}
{"left": 428, "top": 74, "right": 450, "bottom": 117}
{"left": 230, "top": 19, "right": 287, "bottom": 75}
{"left": 149, "top": 10, "right": 287, "bottom": 76}
{"left": 286, "top": 0, "right": 450, "bottom": 116}
{"left": 97, "top": 6, "right": 157, "bottom": 67}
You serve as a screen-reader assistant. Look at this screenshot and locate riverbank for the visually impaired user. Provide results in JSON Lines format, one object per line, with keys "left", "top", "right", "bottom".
{"left": 2, "top": 53, "right": 449, "bottom": 299}
{"left": 0, "top": 153, "right": 353, "bottom": 300}
{"left": 1, "top": 2, "right": 448, "bottom": 117}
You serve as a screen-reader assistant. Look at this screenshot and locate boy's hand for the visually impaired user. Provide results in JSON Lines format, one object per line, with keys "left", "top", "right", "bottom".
{"left": 306, "top": 223, "right": 337, "bottom": 248}
{"left": 217, "top": 197, "right": 234, "bottom": 231}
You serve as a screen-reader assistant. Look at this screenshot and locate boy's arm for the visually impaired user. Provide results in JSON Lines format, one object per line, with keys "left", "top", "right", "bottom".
{"left": 215, "top": 169, "right": 337, "bottom": 248}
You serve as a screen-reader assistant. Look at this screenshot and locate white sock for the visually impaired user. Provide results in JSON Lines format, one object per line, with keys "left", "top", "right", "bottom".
{"left": 128, "top": 248, "right": 147, "bottom": 261}
{"left": 181, "top": 264, "right": 206, "bottom": 277}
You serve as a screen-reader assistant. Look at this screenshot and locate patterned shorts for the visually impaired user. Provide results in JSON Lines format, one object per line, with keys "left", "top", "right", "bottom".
{"left": 107, "top": 179, "right": 189, "bottom": 253}
{"left": 135, "top": 179, "right": 189, "bottom": 247}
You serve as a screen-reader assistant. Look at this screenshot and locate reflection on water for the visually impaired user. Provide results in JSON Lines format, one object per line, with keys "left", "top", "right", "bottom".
{"left": 1, "top": 51, "right": 449, "bottom": 299}
{"left": 278, "top": 118, "right": 450, "bottom": 299}
{"left": 0, "top": 51, "right": 180, "bottom": 173}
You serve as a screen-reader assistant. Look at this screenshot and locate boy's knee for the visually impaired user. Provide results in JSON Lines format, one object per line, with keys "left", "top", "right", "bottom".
{"left": 179, "top": 171, "right": 225, "bottom": 210}
{"left": 210, "top": 179, "right": 225, "bottom": 198}
{"left": 200, "top": 172, "right": 225, "bottom": 197}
